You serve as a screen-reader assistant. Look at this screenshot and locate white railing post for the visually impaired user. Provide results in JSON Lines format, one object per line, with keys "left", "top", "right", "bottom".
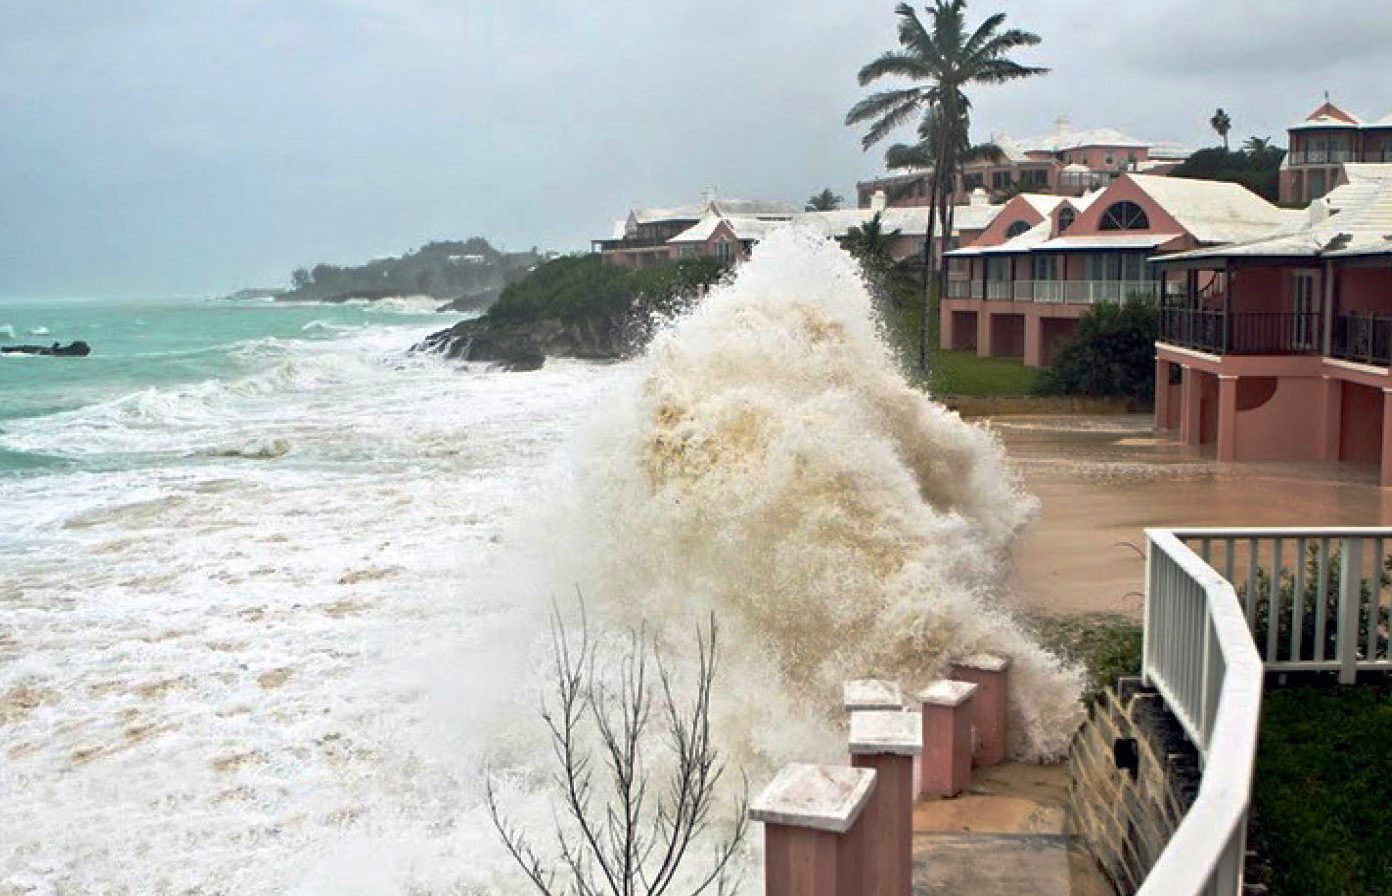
{"left": 1338, "top": 537, "right": 1363, "bottom": 684}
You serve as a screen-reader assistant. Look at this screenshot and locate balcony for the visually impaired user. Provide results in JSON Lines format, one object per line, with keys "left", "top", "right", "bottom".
{"left": 1331, "top": 312, "right": 1392, "bottom": 367}
{"left": 1159, "top": 308, "right": 1323, "bottom": 355}
{"left": 1033, "top": 280, "right": 1160, "bottom": 304}
{"left": 1286, "top": 148, "right": 1357, "bottom": 165}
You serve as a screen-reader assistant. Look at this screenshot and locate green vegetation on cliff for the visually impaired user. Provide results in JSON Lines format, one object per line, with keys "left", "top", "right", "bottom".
{"left": 486, "top": 253, "right": 723, "bottom": 326}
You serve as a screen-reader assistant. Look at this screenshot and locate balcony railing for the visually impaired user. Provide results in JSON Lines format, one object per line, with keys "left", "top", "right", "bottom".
{"left": 1034, "top": 280, "right": 1160, "bottom": 304}
{"left": 1330, "top": 312, "right": 1392, "bottom": 367}
{"left": 1159, "top": 309, "right": 1323, "bottom": 355}
{"left": 1287, "top": 148, "right": 1357, "bottom": 165}
{"left": 1140, "top": 528, "right": 1392, "bottom": 894}
{"left": 985, "top": 280, "right": 1012, "bottom": 300}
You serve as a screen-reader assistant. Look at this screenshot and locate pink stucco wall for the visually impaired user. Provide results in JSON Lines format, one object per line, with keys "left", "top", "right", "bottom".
{"left": 1231, "top": 376, "right": 1326, "bottom": 460}
{"left": 970, "top": 195, "right": 1045, "bottom": 247}
{"left": 1340, "top": 381, "right": 1384, "bottom": 464}
{"left": 1342, "top": 267, "right": 1392, "bottom": 313}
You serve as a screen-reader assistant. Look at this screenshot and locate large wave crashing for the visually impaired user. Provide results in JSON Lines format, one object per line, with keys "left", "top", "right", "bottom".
{"left": 537, "top": 227, "right": 1083, "bottom": 763}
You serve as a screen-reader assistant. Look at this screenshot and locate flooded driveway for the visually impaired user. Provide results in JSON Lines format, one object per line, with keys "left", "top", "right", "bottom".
{"left": 991, "top": 415, "right": 1392, "bottom": 615}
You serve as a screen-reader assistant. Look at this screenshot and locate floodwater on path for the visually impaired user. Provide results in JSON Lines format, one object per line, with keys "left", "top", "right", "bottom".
{"left": 989, "top": 415, "right": 1392, "bottom": 615}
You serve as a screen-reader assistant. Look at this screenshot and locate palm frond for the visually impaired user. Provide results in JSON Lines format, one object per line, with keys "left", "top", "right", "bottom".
{"left": 856, "top": 50, "right": 935, "bottom": 86}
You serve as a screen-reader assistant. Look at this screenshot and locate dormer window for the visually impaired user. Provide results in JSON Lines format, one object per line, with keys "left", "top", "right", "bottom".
{"left": 1005, "top": 220, "right": 1031, "bottom": 238}
{"left": 1099, "top": 200, "right": 1150, "bottom": 231}
{"left": 1058, "top": 207, "right": 1076, "bottom": 233}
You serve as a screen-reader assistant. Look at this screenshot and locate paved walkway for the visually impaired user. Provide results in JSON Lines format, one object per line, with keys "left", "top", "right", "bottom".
{"left": 911, "top": 762, "right": 1113, "bottom": 896}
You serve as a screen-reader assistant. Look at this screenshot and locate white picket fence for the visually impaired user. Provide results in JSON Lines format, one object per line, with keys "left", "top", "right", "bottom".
{"left": 1139, "top": 527, "right": 1392, "bottom": 895}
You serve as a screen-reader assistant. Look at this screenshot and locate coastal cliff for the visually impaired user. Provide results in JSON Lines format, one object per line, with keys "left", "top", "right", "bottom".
{"left": 413, "top": 253, "right": 723, "bottom": 369}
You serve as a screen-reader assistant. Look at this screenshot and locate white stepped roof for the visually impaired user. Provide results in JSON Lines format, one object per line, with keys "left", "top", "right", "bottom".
{"left": 946, "top": 218, "right": 1055, "bottom": 256}
{"left": 1157, "top": 176, "right": 1392, "bottom": 262}
{"left": 796, "top": 202, "right": 1002, "bottom": 239}
{"left": 1018, "top": 193, "right": 1069, "bottom": 216}
{"left": 633, "top": 198, "right": 798, "bottom": 225}
{"left": 1034, "top": 233, "right": 1183, "bottom": 251}
{"left": 1128, "top": 174, "right": 1298, "bottom": 244}
{"left": 667, "top": 213, "right": 786, "bottom": 244}
{"left": 1018, "top": 126, "right": 1150, "bottom": 151}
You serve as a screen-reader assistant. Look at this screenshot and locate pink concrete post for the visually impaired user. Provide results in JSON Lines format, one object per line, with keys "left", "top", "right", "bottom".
{"left": 917, "top": 680, "right": 978, "bottom": 798}
{"left": 1023, "top": 312, "right": 1044, "bottom": 368}
{"left": 1154, "top": 358, "right": 1171, "bottom": 432}
{"left": 976, "top": 309, "right": 994, "bottom": 358}
{"left": 843, "top": 679, "right": 903, "bottom": 713}
{"left": 751, "top": 763, "right": 877, "bottom": 896}
{"left": 950, "top": 654, "right": 1011, "bottom": 767}
{"left": 1381, "top": 389, "right": 1392, "bottom": 487}
{"left": 1319, "top": 376, "right": 1342, "bottom": 462}
{"left": 1180, "top": 366, "right": 1203, "bottom": 447}
{"left": 1217, "top": 375, "right": 1239, "bottom": 461}
{"left": 848, "top": 710, "right": 921, "bottom": 896}
{"left": 939, "top": 304, "right": 955, "bottom": 352}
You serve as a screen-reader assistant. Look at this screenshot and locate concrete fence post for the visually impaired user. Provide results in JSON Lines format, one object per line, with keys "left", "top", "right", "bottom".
{"left": 950, "top": 654, "right": 1012, "bottom": 767}
{"left": 842, "top": 679, "right": 904, "bottom": 713}
{"left": 917, "top": 680, "right": 978, "bottom": 798}
{"left": 848, "top": 710, "right": 922, "bottom": 896}
{"left": 750, "top": 763, "right": 877, "bottom": 896}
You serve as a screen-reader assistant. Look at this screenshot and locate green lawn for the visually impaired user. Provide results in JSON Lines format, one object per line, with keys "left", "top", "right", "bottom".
{"left": 879, "top": 291, "right": 1039, "bottom": 397}
{"left": 1250, "top": 684, "right": 1392, "bottom": 895}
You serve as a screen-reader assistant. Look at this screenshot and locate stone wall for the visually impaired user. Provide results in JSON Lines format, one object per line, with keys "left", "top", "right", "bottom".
{"left": 1068, "top": 679, "right": 1201, "bottom": 895}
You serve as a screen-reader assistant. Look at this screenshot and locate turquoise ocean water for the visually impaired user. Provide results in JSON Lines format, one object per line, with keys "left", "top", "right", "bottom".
{"left": 0, "top": 294, "right": 451, "bottom": 476}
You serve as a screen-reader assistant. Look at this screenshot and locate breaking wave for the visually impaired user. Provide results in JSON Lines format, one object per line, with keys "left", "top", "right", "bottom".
{"left": 529, "top": 227, "right": 1082, "bottom": 763}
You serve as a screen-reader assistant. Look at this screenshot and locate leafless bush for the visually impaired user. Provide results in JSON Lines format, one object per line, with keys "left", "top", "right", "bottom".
{"left": 486, "top": 600, "right": 748, "bottom": 896}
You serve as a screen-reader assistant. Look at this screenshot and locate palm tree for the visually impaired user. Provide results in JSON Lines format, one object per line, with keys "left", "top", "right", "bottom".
{"left": 842, "top": 211, "right": 902, "bottom": 279}
{"left": 806, "top": 188, "right": 845, "bottom": 211}
{"left": 1211, "top": 108, "right": 1232, "bottom": 150}
{"left": 846, "top": 1, "right": 1046, "bottom": 373}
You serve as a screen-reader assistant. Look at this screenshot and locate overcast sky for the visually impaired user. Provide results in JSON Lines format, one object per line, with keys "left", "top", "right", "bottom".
{"left": 3, "top": 0, "right": 1391, "bottom": 297}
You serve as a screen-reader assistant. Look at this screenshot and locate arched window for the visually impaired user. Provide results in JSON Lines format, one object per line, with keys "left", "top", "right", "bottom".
{"left": 1099, "top": 200, "right": 1150, "bottom": 231}
{"left": 714, "top": 238, "right": 734, "bottom": 266}
{"left": 1004, "top": 220, "right": 1031, "bottom": 238}
{"left": 1057, "top": 207, "right": 1076, "bottom": 233}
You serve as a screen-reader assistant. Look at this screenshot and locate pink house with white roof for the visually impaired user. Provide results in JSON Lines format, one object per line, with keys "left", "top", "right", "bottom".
{"left": 1153, "top": 165, "right": 1392, "bottom": 484}
{"left": 941, "top": 174, "right": 1293, "bottom": 366}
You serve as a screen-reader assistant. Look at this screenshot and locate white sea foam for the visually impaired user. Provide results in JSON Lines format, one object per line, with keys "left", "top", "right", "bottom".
{"left": 28, "top": 325, "right": 49, "bottom": 336}
{"left": 0, "top": 324, "right": 15, "bottom": 339}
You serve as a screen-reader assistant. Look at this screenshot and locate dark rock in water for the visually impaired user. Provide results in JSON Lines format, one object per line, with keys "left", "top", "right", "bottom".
{"left": 2, "top": 341, "right": 91, "bottom": 357}
{"left": 413, "top": 311, "right": 637, "bottom": 371}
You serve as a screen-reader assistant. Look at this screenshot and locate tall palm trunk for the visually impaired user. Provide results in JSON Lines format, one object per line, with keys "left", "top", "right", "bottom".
{"left": 937, "top": 189, "right": 956, "bottom": 320}
{"left": 919, "top": 156, "right": 941, "bottom": 373}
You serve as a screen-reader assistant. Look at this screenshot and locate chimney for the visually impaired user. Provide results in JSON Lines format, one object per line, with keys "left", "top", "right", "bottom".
{"left": 970, "top": 187, "right": 989, "bottom": 207}
{"left": 1055, "top": 114, "right": 1073, "bottom": 136}
{"left": 870, "top": 189, "right": 888, "bottom": 212}
{"left": 1308, "top": 196, "right": 1333, "bottom": 225}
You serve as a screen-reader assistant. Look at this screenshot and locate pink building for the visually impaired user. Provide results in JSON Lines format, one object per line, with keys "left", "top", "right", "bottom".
{"left": 857, "top": 116, "right": 1191, "bottom": 209}
{"left": 593, "top": 191, "right": 1005, "bottom": 269}
{"left": 941, "top": 174, "right": 1295, "bottom": 367}
{"left": 1154, "top": 166, "right": 1392, "bottom": 484}
{"left": 1280, "top": 101, "right": 1392, "bottom": 205}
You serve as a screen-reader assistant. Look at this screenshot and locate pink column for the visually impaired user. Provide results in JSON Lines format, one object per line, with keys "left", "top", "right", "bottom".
{"left": 1154, "top": 358, "right": 1171, "bottom": 433}
{"left": 1319, "top": 376, "right": 1342, "bottom": 462}
{"left": 950, "top": 654, "right": 1011, "bottom": 767}
{"left": 917, "top": 680, "right": 977, "bottom": 798}
{"left": 1381, "top": 389, "right": 1392, "bottom": 488}
{"left": 939, "top": 303, "right": 954, "bottom": 352}
{"left": 1023, "top": 310, "right": 1043, "bottom": 368}
{"left": 976, "top": 308, "right": 994, "bottom": 358}
{"left": 752, "top": 763, "right": 877, "bottom": 896}
{"left": 1217, "top": 374, "right": 1239, "bottom": 461}
{"left": 848, "top": 711, "right": 921, "bottom": 896}
{"left": 1180, "top": 366, "right": 1203, "bottom": 447}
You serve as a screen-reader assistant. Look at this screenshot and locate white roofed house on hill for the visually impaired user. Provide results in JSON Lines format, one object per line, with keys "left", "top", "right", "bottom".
{"left": 1281, "top": 98, "right": 1392, "bottom": 204}
{"left": 592, "top": 197, "right": 799, "bottom": 268}
{"left": 592, "top": 188, "right": 1007, "bottom": 271}
{"left": 857, "top": 114, "right": 1192, "bottom": 211}
{"left": 940, "top": 174, "right": 1295, "bottom": 368}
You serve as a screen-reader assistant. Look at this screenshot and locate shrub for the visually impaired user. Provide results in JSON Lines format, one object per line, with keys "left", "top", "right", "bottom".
{"left": 1036, "top": 299, "right": 1159, "bottom": 402}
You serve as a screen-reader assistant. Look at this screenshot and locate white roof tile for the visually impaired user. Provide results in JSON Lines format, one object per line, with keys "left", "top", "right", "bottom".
{"left": 1128, "top": 174, "right": 1295, "bottom": 244}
